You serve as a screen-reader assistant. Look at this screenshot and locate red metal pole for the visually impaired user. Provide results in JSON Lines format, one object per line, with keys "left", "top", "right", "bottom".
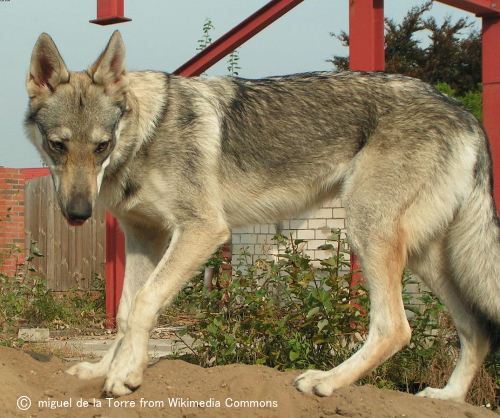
{"left": 105, "top": 212, "right": 125, "bottom": 328}
{"left": 105, "top": 212, "right": 117, "bottom": 328}
{"left": 348, "top": 0, "right": 385, "bottom": 287}
{"left": 482, "top": 15, "right": 500, "bottom": 214}
{"left": 90, "top": 0, "right": 131, "bottom": 25}
{"left": 349, "top": 0, "right": 385, "bottom": 72}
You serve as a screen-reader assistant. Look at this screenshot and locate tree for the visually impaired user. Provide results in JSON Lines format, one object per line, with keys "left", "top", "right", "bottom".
{"left": 329, "top": 1, "right": 481, "bottom": 94}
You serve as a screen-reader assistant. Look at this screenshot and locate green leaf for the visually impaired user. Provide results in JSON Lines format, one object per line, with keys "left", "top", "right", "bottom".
{"left": 31, "top": 245, "right": 44, "bottom": 257}
{"left": 206, "top": 323, "right": 218, "bottom": 335}
{"left": 320, "top": 257, "right": 338, "bottom": 267}
{"left": 317, "top": 319, "right": 328, "bottom": 332}
{"left": 289, "top": 350, "right": 300, "bottom": 361}
{"left": 306, "top": 307, "right": 320, "bottom": 318}
{"left": 317, "top": 243, "right": 334, "bottom": 250}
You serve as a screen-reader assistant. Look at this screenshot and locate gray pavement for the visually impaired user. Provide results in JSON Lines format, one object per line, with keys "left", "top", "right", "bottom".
{"left": 46, "top": 327, "right": 195, "bottom": 361}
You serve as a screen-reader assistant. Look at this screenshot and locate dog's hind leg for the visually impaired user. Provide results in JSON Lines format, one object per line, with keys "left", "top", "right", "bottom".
{"left": 295, "top": 223, "right": 411, "bottom": 396}
{"left": 67, "top": 220, "right": 168, "bottom": 380}
{"left": 295, "top": 202, "right": 411, "bottom": 396}
{"left": 408, "top": 239, "right": 490, "bottom": 403}
{"left": 295, "top": 145, "right": 414, "bottom": 396}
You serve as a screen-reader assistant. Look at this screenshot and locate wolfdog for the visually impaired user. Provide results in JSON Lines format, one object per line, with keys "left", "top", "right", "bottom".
{"left": 25, "top": 31, "right": 499, "bottom": 401}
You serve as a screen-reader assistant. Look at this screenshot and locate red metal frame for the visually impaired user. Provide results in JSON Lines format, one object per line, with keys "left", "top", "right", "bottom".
{"left": 104, "top": 0, "right": 500, "bottom": 327}
{"left": 348, "top": 0, "right": 385, "bottom": 287}
{"left": 437, "top": 0, "right": 499, "bottom": 16}
{"left": 482, "top": 16, "right": 500, "bottom": 208}
{"left": 349, "top": 0, "right": 385, "bottom": 72}
{"left": 90, "top": 0, "right": 131, "bottom": 26}
{"left": 105, "top": 213, "right": 125, "bottom": 327}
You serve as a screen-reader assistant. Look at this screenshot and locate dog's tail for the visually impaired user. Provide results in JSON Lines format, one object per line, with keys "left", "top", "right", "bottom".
{"left": 447, "top": 136, "right": 500, "bottom": 350}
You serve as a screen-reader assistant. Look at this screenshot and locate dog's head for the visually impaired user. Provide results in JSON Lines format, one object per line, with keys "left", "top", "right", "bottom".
{"left": 25, "top": 31, "right": 128, "bottom": 225}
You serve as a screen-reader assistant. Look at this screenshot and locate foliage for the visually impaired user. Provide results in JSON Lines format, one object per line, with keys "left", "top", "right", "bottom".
{"left": 435, "top": 82, "right": 482, "bottom": 121}
{"left": 173, "top": 231, "right": 368, "bottom": 370}
{"left": 196, "top": 18, "right": 215, "bottom": 52}
{"left": 196, "top": 17, "right": 241, "bottom": 76}
{"left": 330, "top": 1, "right": 481, "bottom": 94}
{"left": 226, "top": 49, "right": 241, "bottom": 77}
{"left": 0, "top": 241, "right": 105, "bottom": 336}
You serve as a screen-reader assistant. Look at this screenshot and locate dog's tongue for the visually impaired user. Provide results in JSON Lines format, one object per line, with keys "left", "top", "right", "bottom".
{"left": 67, "top": 219, "right": 86, "bottom": 227}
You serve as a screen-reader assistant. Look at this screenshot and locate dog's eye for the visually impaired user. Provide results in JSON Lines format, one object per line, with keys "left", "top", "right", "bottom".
{"left": 95, "top": 141, "right": 110, "bottom": 154}
{"left": 48, "top": 140, "right": 66, "bottom": 153}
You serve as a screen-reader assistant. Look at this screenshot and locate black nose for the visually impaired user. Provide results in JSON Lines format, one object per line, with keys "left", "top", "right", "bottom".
{"left": 66, "top": 196, "right": 92, "bottom": 224}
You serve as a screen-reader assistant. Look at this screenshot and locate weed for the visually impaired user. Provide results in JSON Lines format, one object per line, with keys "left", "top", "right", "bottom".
{"left": 0, "top": 241, "right": 105, "bottom": 340}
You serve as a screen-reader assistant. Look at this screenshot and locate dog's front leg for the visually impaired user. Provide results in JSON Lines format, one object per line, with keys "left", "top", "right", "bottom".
{"left": 103, "top": 222, "right": 230, "bottom": 397}
{"left": 67, "top": 221, "right": 168, "bottom": 380}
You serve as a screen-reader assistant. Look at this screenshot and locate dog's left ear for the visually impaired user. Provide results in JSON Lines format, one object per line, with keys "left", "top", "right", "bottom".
{"left": 88, "top": 30, "right": 128, "bottom": 95}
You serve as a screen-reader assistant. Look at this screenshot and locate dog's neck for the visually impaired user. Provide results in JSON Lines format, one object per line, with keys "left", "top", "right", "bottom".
{"left": 107, "top": 71, "right": 168, "bottom": 169}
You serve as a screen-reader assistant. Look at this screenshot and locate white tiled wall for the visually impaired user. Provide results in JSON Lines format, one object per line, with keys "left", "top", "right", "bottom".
{"left": 231, "top": 198, "right": 346, "bottom": 264}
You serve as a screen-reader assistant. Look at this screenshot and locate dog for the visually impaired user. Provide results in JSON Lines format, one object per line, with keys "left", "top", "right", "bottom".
{"left": 25, "top": 31, "right": 499, "bottom": 401}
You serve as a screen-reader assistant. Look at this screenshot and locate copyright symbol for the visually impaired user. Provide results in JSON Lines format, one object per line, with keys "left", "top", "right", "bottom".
{"left": 17, "top": 395, "right": 31, "bottom": 411}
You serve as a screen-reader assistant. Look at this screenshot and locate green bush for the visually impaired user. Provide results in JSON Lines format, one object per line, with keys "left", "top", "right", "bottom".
{"left": 435, "top": 82, "right": 482, "bottom": 121}
{"left": 173, "top": 231, "right": 367, "bottom": 370}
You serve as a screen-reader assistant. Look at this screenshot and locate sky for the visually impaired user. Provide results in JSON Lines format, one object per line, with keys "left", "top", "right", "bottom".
{"left": 0, "top": 0, "right": 479, "bottom": 168}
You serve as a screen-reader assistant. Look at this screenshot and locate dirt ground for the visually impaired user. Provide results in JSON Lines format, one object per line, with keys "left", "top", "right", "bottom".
{"left": 0, "top": 346, "right": 496, "bottom": 418}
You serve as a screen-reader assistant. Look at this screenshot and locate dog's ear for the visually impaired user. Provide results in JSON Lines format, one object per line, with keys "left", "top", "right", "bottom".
{"left": 88, "top": 30, "right": 127, "bottom": 95}
{"left": 27, "top": 33, "right": 69, "bottom": 97}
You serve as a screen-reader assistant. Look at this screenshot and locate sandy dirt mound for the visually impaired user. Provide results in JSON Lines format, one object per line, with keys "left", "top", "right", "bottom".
{"left": 0, "top": 346, "right": 495, "bottom": 418}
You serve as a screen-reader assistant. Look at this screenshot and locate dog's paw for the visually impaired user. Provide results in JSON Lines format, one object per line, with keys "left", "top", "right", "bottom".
{"left": 416, "top": 387, "right": 465, "bottom": 403}
{"left": 103, "top": 337, "right": 147, "bottom": 397}
{"left": 66, "top": 361, "right": 108, "bottom": 380}
{"left": 294, "top": 369, "right": 335, "bottom": 397}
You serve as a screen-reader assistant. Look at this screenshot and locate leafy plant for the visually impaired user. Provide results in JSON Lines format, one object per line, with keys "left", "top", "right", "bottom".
{"left": 197, "top": 18, "right": 215, "bottom": 52}
{"left": 0, "top": 241, "right": 105, "bottom": 337}
{"left": 172, "top": 231, "right": 368, "bottom": 370}
{"left": 435, "top": 82, "right": 482, "bottom": 121}
{"left": 227, "top": 49, "right": 241, "bottom": 76}
{"left": 196, "top": 17, "right": 241, "bottom": 77}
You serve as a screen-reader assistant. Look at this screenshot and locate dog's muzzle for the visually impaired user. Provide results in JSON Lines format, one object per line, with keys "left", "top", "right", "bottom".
{"left": 65, "top": 195, "right": 92, "bottom": 226}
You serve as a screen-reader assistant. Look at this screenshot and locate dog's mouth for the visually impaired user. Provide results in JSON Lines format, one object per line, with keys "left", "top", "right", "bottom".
{"left": 66, "top": 218, "right": 87, "bottom": 227}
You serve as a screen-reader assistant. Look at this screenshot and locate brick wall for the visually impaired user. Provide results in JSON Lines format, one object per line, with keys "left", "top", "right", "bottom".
{"left": 231, "top": 198, "right": 346, "bottom": 264}
{"left": 0, "top": 167, "right": 48, "bottom": 276}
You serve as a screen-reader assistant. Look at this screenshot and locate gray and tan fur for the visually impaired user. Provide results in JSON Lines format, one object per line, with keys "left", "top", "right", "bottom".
{"left": 25, "top": 31, "right": 499, "bottom": 401}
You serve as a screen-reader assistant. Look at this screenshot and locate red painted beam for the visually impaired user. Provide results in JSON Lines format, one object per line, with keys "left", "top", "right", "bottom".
{"left": 349, "top": 0, "right": 385, "bottom": 72}
{"left": 105, "top": 212, "right": 126, "bottom": 328}
{"left": 90, "top": 0, "right": 131, "bottom": 26}
{"left": 174, "top": 0, "right": 304, "bottom": 76}
{"left": 348, "top": 0, "right": 385, "bottom": 290}
{"left": 437, "top": 0, "right": 499, "bottom": 16}
{"left": 482, "top": 16, "right": 500, "bottom": 213}
{"left": 105, "top": 212, "right": 118, "bottom": 328}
